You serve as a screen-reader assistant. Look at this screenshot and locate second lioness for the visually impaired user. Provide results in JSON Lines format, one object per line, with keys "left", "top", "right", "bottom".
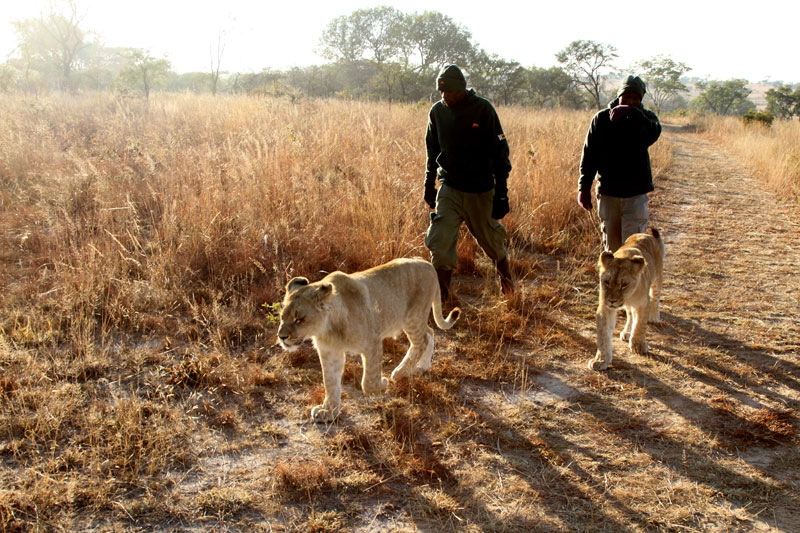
{"left": 589, "top": 228, "right": 665, "bottom": 371}
{"left": 277, "top": 258, "right": 460, "bottom": 422}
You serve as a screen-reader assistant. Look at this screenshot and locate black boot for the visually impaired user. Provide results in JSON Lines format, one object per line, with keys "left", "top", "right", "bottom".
{"left": 496, "top": 256, "right": 515, "bottom": 296}
{"left": 435, "top": 267, "right": 453, "bottom": 302}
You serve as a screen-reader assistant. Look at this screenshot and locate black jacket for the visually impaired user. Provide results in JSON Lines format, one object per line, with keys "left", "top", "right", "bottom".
{"left": 579, "top": 98, "right": 661, "bottom": 197}
{"left": 425, "top": 89, "right": 512, "bottom": 195}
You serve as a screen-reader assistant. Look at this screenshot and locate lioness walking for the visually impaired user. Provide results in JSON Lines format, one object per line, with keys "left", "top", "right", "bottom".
{"left": 277, "top": 258, "right": 460, "bottom": 422}
{"left": 590, "top": 228, "right": 665, "bottom": 371}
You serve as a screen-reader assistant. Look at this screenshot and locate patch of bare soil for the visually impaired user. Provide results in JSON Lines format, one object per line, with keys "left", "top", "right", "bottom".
{"left": 165, "top": 127, "right": 799, "bottom": 532}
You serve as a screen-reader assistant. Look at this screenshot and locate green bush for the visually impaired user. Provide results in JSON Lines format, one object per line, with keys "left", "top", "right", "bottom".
{"left": 741, "top": 110, "right": 774, "bottom": 127}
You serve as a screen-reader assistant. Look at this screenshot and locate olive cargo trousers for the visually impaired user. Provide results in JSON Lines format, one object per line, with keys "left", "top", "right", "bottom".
{"left": 425, "top": 184, "right": 507, "bottom": 271}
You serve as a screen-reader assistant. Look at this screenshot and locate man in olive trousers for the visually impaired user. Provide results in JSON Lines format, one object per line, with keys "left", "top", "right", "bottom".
{"left": 424, "top": 64, "right": 514, "bottom": 302}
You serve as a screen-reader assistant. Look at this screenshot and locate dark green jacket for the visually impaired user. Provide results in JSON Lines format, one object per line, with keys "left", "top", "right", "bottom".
{"left": 425, "top": 89, "right": 512, "bottom": 194}
{"left": 579, "top": 98, "right": 661, "bottom": 197}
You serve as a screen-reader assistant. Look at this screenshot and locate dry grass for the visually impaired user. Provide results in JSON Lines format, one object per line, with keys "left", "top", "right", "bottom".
{"left": 4, "top": 93, "right": 798, "bottom": 532}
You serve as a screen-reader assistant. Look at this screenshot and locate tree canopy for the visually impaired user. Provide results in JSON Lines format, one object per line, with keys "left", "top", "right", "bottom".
{"left": 691, "top": 79, "right": 754, "bottom": 115}
{"left": 636, "top": 55, "right": 691, "bottom": 113}
{"left": 556, "top": 40, "right": 618, "bottom": 109}
{"left": 1, "top": 3, "right": 773, "bottom": 116}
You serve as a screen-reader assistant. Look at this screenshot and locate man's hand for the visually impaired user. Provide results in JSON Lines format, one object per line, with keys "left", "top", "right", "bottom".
{"left": 577, "top": 189, "right": 592, "bottom": 210}
{"left": 492, "top": 195, "right": 510, "bottom": 219}
{"left": 610, "top": 104, "right": 634, "bottom": 122}
{"left": 424, "top": 184, "right": 437, "bottom": 209}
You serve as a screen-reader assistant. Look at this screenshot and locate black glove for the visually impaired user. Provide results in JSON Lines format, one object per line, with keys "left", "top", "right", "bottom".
{"left": 424, "top": 184, "right": 437, "bottom": 209}
{"left": 492, "top": 195, "right": 510, "bottom": 219}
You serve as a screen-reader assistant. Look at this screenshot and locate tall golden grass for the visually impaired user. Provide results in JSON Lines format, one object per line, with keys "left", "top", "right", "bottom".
{"left": 0, "top": 92, "right": 676, "bottom": 529}
{"left": 693, "top": 115, "right": 800, "bottom": 203}
{"left": 0, "top": 93, "right": 633, "bottom": 349}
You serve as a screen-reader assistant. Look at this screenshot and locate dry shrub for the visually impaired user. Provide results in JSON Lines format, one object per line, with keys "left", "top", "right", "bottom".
{"left": 273, "top": 459, "right": 330, "bottom": 498}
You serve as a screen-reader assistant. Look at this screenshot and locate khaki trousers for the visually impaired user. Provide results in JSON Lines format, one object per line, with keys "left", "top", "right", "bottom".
{"left": 425, "top": 184, "right": 507, "bottom": 271}
{"left": 597, "top": 192, "right": 649, "bottom": 252}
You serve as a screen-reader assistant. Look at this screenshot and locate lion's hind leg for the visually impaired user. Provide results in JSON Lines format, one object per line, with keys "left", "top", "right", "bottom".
{"left": 390, "top": 323, "right": 431, "bottom": 380}
{"left": 415, "top": 327, "right": 435, "bottom": 372}
{"left": 648, "top": 275, "right": 662, "bottom": 324}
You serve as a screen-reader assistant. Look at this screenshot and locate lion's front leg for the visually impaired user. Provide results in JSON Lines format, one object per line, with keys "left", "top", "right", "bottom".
{"left": 361, "top": 340, "right": 388, "bottom": 395}
{"left": 590, "top": 304, "right": 616, "bottom": 371}
{"left": 312, "top": 349, "right": 345, "bottom": 423}
{"left": 620, "top": 308, "right": 632, "bottom": 342}
{"left": 628, "top": 305, "right": 649, "bottom": 355}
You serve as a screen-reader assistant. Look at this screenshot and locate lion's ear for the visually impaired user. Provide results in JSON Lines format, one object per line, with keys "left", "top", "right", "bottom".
{"left": 630, "top": 256, "right": 646, "bottom": 274}
{"left": 313, "top": 282, "right": 334, "bottom": 303}
{"left": 286, "top": 277, "right": 310, "bottom": 293}
{"left": 599, "top": 251, "right": 614, "bottom": 269}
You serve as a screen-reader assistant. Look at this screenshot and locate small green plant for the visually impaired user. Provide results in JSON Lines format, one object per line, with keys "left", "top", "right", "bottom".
{"left": 262, "top": 302, "right": 282, "bottom": 325}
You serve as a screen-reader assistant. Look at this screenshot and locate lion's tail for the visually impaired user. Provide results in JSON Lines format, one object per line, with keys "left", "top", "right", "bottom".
{"left": 648, "top": 227, "right": 665, "bottom": 260}
{"left": 432, "top": 288, "right": 460, "bottom": 330}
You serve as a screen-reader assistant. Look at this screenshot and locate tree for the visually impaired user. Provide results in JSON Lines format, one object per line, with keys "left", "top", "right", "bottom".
{"left": 318, "top": 12, "right": 368, "bottom": 63}
{"left": 556, "top": 40, "right": 617, "bottom": 109}
{"left": 355, "top": 6, "right": 404, "bottom": 63}
{"left": 11, "top": 0, "right": 89, "bottom": 92}
{"left": 765, "top": 85, "right": 800, "bottom": 119}
{"left": 525, "top": 66, "right": 581, "bottom": 108}
{"left": 118, "top": 49, "right": 171, "bottom": 100}
{"left": 470, "top": 51, "right": 527, "bottom": 106}
{"left": 401, "top": 11, "right": 475, "bottom": 73}
{"left": 635, "top": 55, "right": 691, "bottom": 113}
{"left": 317, "top": 8, "right": 477, "bottom": 100}
{"left": 691, "top": 79, "right": 753, "bottom": 115}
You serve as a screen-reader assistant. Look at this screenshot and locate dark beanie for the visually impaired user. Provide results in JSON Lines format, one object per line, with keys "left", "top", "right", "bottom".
{"left": 617, "top": 75, "right": 647, "bottom": 98}
{"left": 436, "top": 64, "right": 467, "bottom": 91}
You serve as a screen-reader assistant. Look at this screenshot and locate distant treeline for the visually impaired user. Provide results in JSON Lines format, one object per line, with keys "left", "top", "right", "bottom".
{"left": 2, "top": 4, "right": 799, "bottom": 117}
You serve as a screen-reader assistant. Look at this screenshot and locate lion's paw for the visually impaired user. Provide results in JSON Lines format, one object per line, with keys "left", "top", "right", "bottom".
{"left": 390, "top": 367, "right": 410, "bottom": 382}
{"left": 588, "top": 353, "right": 611, "bottom": 371}
{"left": 311, "top": 404, "right": 340, "bottom": 423}
{"left": 620, "top": 330, "right": 631, "bottom": 342}
{"left": 364, "top": 376, "right": 390, "bottom": 394}
{"left": 648, "top": 312, "right": 661, "bottom": 324}
{"left": 630, "top": 339, "right": 648, "bottom": 355}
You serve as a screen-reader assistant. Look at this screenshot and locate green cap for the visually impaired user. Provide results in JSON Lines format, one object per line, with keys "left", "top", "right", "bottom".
{"left": 617, "top": 75, "right": 647, "bottom": 98}
{"left": 436, "top": 64, "right": 467, "bottom": 91}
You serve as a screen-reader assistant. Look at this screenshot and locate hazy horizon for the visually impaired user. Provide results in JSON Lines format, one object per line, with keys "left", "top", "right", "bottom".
{"left": 2, "top": 0, "right": 798, "bottom": 84}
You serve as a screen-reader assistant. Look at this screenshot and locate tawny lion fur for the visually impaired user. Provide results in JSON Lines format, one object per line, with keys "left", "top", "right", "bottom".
{"left": 277, "top": 257, "right": 460, "bottom": 422}
{"left": 589, "top": 228, "right": 665, "bottom": 371}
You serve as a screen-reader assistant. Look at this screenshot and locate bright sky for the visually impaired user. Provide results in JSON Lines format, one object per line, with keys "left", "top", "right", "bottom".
{"left": 1, "top": 0, "right": 798, "bottom": 83}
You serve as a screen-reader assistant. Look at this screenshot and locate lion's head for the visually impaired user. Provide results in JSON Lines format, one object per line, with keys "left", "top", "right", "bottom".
{"left": 277, "top": 277, "right": 334, "bottom": 351}
{"left": 598, "top": 251, "right": 646, "bottom": 309}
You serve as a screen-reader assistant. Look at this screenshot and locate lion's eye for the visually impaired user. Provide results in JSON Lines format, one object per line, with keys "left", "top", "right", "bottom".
{"left": 620, "top": 282, "right": 628, "bottom": 289}
{"left": 294, "top": 316, "right": 304, "bottom": 324}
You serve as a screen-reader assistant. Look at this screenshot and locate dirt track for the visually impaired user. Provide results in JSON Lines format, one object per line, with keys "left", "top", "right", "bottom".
{"left": 578, "top": 125, "right": 800, "bottom": 529}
